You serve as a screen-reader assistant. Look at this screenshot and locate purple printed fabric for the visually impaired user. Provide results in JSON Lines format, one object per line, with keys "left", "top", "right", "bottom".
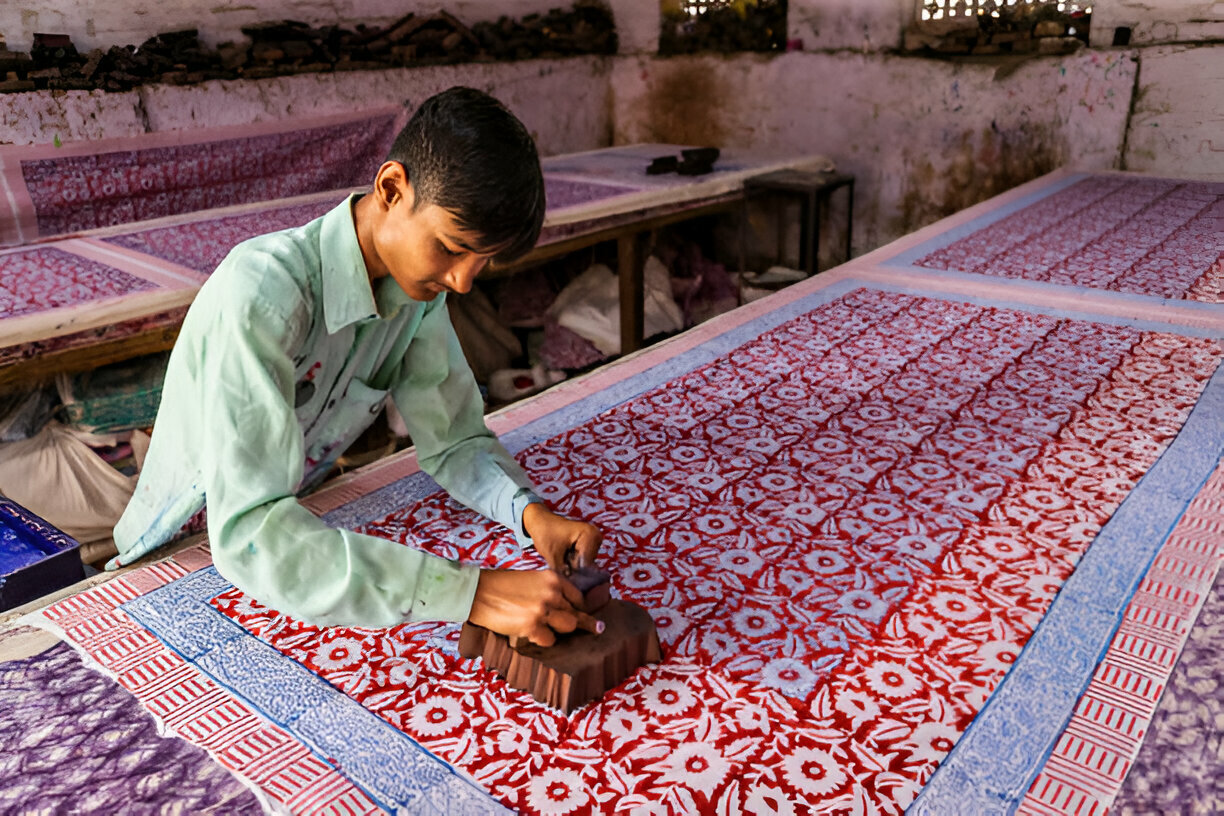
{"left": 544, "top": 177, "right": 639, "bottom": 211}
{"left": 0, "top": 247, "right": 156, "bottom": 319}
{"left": 0, "top": 638, "right": 263, "bottom": 814}
{"left": 1113, "top": 572, "right": 1224, "bottom": 814}
{"left": 104, "top": 199, "right": 339, "bottom": 274}
{"left": 20, "top": 114, "right": 397, "bottom": 238}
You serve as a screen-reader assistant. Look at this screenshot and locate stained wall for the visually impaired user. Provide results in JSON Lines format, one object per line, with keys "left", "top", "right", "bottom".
{"left": 1, "top": 0, "right": 1219, "bottom": 256}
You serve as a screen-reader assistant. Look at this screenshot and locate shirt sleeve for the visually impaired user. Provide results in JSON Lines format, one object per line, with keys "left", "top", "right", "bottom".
{"left": 390, "top": 296, "right": 542, "bottom": 548}
{"left": 197, "top": 270, "right": 480, "bottom": 629}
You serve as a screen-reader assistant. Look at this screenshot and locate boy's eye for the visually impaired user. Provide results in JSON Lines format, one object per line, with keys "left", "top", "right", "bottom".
{"left": 437, "top": 240, "right": 462, "bottom": 257}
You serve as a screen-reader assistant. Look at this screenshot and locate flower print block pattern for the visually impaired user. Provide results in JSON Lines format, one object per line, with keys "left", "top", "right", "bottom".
{"left": 103, "top": 200, "right": 337, "bottom": 274}
{"left": 0, "top": 640, "right": 263, "bottom": 814}
{"left": 213, "top": 288, "right": 1223, "bottom": 814}
{"left": 0, "top": 247, "right": 157, "bottom": 319}
{"left": 915, "top": 175, "right": 1224, "bottom": 302}
{"left": 1112, "top": 571, "right": 1224, "bottom": 814}
{"left": 19, "top": 114, "right": 397, "bottom": 237}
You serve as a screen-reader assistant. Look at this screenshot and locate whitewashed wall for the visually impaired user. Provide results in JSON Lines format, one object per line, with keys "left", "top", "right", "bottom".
{"left": 0, "top": 0, "right": 1219, "bottom": 253}
{"left": 1089, "top": 0, "right": 1224, "bottom": 46}
{"left": 0, "top": 0, "right": 567, "bottom": 51}
{"left": 0, "top": 58, "right": 614, "bottom": 157}
{"left": 611, "top": 48, "right": 1136, "bottom": 252}
{"left": 1123, "top": 45, "right": 1224, "bottom": 180}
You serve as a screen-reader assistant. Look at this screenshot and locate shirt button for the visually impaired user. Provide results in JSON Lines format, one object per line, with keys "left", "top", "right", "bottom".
{"left": 370, "top": 403, "right": 382, "bottom": 415}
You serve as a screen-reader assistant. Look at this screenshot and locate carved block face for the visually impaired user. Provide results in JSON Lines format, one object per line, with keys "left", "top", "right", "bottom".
{"left": 459, "top": 599, "right": 662, "bottom": 713}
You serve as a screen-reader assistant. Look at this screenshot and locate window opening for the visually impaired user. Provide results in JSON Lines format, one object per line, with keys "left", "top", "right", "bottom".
{"left": 660, "top": 0, "right": 787, "bottom": 55}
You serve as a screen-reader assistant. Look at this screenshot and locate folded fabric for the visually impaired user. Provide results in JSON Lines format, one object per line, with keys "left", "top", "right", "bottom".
{"left": 57, "top": 354, "right": 169, "bottom": 435}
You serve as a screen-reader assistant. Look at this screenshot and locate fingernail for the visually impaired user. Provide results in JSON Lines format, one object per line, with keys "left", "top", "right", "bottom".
{"left": 596, "top": 621, "right": 605, "bottom": 634}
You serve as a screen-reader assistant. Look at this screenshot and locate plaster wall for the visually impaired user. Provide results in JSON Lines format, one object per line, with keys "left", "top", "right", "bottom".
{"left": 611, "top": 49, "right": 1135, "bottom": 253}
{"left": 0, "top": 57, "right": 614, "bottom": 157}
{"left": 0, "top": 0, "right": 565, "bottom": 52}
{"left": 1089, "top": 0, "right": 1224, "bottom": 46}
{"left": 1124, "top": 45, "right": 1224, "bottom": 180}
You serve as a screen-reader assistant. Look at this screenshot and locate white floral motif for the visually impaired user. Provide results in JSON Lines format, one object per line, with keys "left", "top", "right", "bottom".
{"left": 406, "top": 695, "right": 464, "bottom": 737}
{"left": 863, "top": 660, "right": 920, "bottom": 699}
{"left": 313, "top": 636, "right": 365, "bottom": 670}
{"left": 643, "top": 678, "right": 697, "bottom": 716}
{"left": 930, "top": 592, "right": 983, "bottom": 622}
{"left": 759, "top": 658, "right": 816, "bottom": 696}
{"left": 656, "top": 742, "right": 731, "bottom": 797}
{"left": 605, "top": 709, "right": 646, "bottom": 743}
{"left": 781, "top": 747, "right": 847, "bottom": 797}
{"left": 526, "top": 767, "right": 589, "bottom": 814}
{"left": 834, "top": 688, "right": 880, "bottom": 728}
{"left": 744, "top": 784, "right": 797, "bottom": 816}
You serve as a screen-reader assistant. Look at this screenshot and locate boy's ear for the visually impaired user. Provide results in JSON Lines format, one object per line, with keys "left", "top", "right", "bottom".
{"left": 374, "top": 161, "right": 414, "bottom": 209}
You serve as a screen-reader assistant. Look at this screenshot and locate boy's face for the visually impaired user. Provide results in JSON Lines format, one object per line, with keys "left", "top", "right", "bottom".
{"left": 366, "top": 162, "right": 502, "bottom": 302}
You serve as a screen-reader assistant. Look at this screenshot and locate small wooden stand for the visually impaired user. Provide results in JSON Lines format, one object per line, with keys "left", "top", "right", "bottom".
{"left": 459, "top": 599, "right": 662, "bottom": 713}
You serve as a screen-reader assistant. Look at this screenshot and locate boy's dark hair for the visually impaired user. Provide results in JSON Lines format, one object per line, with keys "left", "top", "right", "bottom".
{"left": 386, "top": 87, "right": 545, "bottom": 263}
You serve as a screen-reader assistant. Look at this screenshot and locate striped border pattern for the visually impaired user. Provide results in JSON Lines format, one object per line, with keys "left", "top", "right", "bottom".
{"left": 1019, "top": 464, "right": 1224, "bottom": 816}
{"left": 31, "top": 544, "right": 383, "bottom": 816}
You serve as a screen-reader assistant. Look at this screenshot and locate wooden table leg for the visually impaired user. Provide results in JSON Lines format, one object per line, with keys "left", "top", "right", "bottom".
{"left": 618, "top": 232, "right": 645, "bottom": 354}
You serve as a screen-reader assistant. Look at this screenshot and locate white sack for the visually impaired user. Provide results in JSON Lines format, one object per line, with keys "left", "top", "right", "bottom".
{"left": 0, "top": 421, "right": 135, "bottom": 544}
{"left": 549, "top": 258, "right": 684, "bottom": 355}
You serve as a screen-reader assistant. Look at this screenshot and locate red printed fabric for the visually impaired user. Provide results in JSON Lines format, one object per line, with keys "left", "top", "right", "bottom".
{"left": 20, "top": 115, "right": 397, "bottom": 238}
{"left": 915, "top": 177, "right": 1224, "bottom": 302}
{"left": 211, "top": 289, "right": 1221, "bottom": 813}
{"left": 0, "top": 246, "right": 157, "bottom": 319}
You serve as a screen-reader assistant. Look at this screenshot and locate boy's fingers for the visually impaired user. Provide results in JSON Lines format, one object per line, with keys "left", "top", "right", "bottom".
{"left": 573, "top": 610, "right": 605, "bottom": 636}
{"left": 527, "top": 623, "right": 557, "bottom": 648}
{"left": 541, "top": 607, "right": 604, "bottom": 637}
{"left": 556, "top": 576, "right": 585, "bottom": 608}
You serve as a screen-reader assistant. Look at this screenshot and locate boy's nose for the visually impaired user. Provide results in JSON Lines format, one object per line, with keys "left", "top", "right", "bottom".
{"left": 444, "top": 255, "right": 488, "bottom": 294}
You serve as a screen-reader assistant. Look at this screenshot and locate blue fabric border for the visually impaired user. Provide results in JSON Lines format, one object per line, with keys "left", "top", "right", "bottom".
{"left": 121, "top": 568, "right": 511, "bottom": 816}
{"left": 910, "top": 361, "right": 1224, "bottom": 814}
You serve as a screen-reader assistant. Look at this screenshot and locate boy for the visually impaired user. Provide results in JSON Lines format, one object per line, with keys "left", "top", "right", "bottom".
{"left": 111, "top": 87, "right": 602, "bottom": 647}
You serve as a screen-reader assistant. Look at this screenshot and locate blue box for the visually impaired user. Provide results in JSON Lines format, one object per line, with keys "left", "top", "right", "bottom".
{"left": 0, "top": 498, "right": 84, "bottom": 612}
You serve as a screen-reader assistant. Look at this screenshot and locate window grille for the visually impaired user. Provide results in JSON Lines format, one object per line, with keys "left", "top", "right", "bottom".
{"left": 922, "top": 1, "right": 1091, "bottom": 23}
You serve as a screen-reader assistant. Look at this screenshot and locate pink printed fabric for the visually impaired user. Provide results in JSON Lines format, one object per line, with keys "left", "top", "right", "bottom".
{"left": 206, "top": 288, "right": 1221, "bottom": 814}
{"left": 0, "top": 306, "right": 188, "bottom": 366}
{"left": 19, "top": 115, "right": 397, "bottom": 238}
{"left": 915, "top": 177, "right": 1223, "bottom": 302}
{"left": 0, "top": 246, "right": 157, "bottom": 319}
{"left": 103, "top": 199, "right": 339, "bottom": 274}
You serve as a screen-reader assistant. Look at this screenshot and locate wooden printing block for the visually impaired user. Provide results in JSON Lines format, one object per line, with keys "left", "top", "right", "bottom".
{"left": 459, "top": 599, "right": 661, "bottom": 713}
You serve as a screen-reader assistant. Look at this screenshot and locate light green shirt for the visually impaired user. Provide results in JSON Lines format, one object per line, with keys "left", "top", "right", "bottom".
{"left": 111, "top": 195, "right": 540, "bottom": 627}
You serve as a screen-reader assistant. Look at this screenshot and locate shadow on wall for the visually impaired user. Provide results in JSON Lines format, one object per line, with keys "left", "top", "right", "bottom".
{"left": 896, "top": 121, "right": 1064, "bottom": 235}
{"left": 644, "top": 60, "right": 727, "bottom": 147}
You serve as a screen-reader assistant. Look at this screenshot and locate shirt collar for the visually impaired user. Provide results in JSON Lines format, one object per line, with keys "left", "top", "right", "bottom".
{"left": 320, "top": 194, "right": 380, "bottom": 334}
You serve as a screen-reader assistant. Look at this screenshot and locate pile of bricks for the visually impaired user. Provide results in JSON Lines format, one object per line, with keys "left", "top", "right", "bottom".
{"left": 903, "top": 7, "right": 1090, "bottom": 57}
{"left": 0, "top": 1, "right": 617, "bottom": 94}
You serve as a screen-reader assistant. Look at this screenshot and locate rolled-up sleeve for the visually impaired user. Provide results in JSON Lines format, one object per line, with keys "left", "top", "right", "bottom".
{"left": 198, "top": 269, "right": 480, "bottom": 628}
{"left": 391, "top": 296, "right": 541, "bottom": 547}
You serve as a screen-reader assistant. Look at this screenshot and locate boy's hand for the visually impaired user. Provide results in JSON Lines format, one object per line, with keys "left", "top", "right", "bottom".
{"left": 522, "top": 503, "right": 603, "bottom": 573}
{"left": 469, "top": 569, "right": 604, "bottom": 647}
